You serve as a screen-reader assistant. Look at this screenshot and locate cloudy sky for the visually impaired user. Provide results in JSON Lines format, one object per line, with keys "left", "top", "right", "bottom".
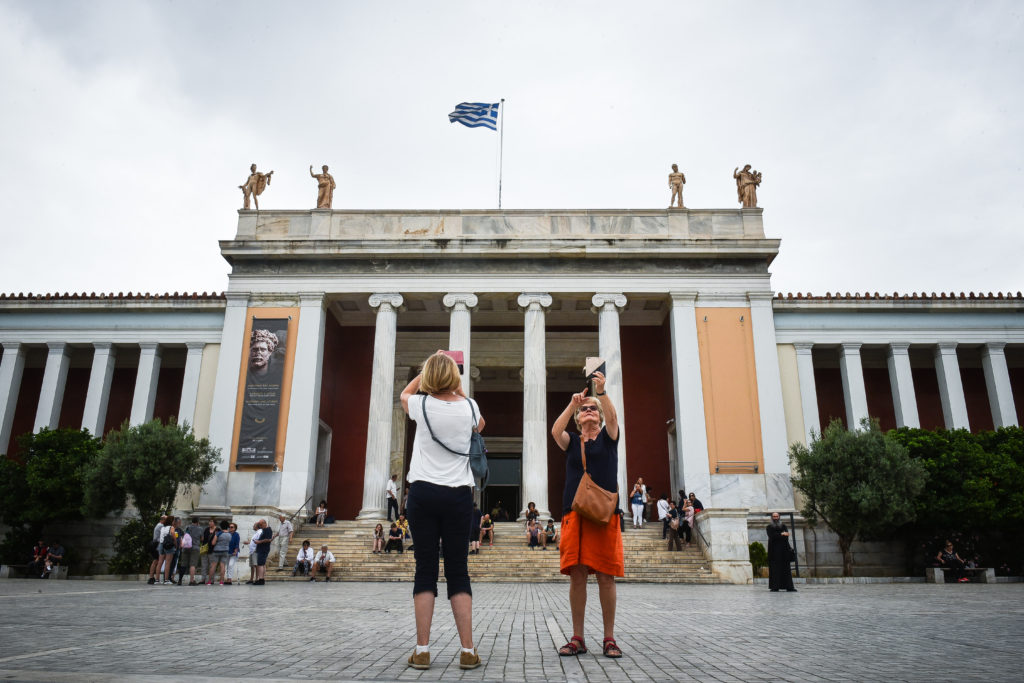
{"left": 1, "top": 1, "right": 1021, "bottom": 296}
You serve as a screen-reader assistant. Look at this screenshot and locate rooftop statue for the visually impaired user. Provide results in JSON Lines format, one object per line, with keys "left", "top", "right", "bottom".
{"left": 310, "top": 164, "right": 336, "bottom": 209}
{"left": 733, "top": 164, "right": 762, "bottom": 208}
{"left": 668, "top": 164, "right": 686, "bottom": 209}
{"left": 239, "top": 163, "right": 274, "bottom": 210}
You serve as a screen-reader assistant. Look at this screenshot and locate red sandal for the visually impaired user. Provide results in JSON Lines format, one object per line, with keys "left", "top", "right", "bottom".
{"left": 558, "top": 635, "right": 587, "bottom": 656}
{"left": 603, "top": 637, "right": 622, "bottom": 658}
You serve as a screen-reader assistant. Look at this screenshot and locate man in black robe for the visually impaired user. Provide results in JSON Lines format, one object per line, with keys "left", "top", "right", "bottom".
{"left": 766, "top": 512, "right": 797, "bottom": 592}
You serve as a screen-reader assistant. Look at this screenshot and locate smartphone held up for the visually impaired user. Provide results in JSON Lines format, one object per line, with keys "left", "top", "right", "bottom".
{"left": 584, "top": 356, "right": 605, "bottom": 396}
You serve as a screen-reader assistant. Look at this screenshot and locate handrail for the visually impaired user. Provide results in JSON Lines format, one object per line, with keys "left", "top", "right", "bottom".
{"left": 289, "top": 495, "right": 314, "bottom": 525}
{"left": 715, "top": 462, "right": 758, "bottom": 473}
{"left": 692, "top": 513, "right": 711, "bottom": 549}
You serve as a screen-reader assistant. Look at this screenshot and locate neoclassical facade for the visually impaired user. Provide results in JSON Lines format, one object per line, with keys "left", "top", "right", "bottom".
{"left": 1, "top": 208, "right": 1022, "bottom": 574}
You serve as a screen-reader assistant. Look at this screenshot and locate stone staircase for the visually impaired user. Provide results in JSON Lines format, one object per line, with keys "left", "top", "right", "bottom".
{"left": 266, "top": 520, "right": 720, "bottom": 583}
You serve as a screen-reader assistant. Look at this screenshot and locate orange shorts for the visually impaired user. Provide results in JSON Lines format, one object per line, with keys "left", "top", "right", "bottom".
{"left": 559, "top": 511, "right": 624, "bottom": 577}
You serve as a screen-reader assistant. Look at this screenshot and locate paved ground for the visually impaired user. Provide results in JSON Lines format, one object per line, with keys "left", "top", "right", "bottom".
{"left": 0, "top": 579, "right": 1021, "bottom": 682}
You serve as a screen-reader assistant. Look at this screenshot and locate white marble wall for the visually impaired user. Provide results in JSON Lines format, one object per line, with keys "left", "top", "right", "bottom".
{"left": 693, "top": 509, "right": 753, "bottom": 584}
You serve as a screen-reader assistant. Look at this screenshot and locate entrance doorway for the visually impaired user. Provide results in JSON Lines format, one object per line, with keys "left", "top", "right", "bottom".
{"left": 482, "top": 454, "right": 521, "bottom": 521}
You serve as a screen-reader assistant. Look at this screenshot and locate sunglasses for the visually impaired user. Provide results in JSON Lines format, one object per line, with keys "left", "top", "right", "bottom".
{"left": 578, "top": 405, "right": 599, "bottom": 413}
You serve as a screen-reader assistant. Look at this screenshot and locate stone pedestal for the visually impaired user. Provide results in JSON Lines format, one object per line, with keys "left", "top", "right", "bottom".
{"left": 693, "top": 508, "right": 753, "bottom": 584}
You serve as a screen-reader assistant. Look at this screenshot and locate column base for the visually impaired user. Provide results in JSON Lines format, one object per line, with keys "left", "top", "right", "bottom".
{"left": 356, "top": 507, "right": 386, "bottom": 521}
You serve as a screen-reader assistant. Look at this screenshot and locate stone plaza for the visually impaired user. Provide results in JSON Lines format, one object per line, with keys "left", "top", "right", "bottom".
{"left": 0, "top": 579, "right": 1020, "bottom": 682}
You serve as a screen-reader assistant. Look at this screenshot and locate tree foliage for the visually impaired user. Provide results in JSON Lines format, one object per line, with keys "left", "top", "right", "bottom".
{"left": 0, "top": 429, "right": 100, "bottom": 564}
{"left": 790, "top": 418, "right": 927, "bottom": 576}
{"left": 83, "top": 419, "right": 219, "bottom": 522}
{"left": 888, "top": 426, "right": 1024, "bottom": 571}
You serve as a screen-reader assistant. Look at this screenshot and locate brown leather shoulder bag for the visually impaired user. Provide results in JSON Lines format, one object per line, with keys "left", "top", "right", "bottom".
{"left": 571, "top": 437, "right": 617, "bottom": 524}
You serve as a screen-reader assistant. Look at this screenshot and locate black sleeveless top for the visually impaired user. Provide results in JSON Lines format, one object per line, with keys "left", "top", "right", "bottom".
{"left": 561, "top": 428, "right": 619, "bottom": 514}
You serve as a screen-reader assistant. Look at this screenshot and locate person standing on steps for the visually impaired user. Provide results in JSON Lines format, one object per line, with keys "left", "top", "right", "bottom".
{"left": 387, "top": 474, "right": 400, "bottom": 521}
{"left": 400, "top": 351, "right": 484, "bottom": 671}
{"left": 274, "top": 514, "right": 294, "bottom": 570}
{"left": 551, "top": 371, "right": 625, "bottom": 659}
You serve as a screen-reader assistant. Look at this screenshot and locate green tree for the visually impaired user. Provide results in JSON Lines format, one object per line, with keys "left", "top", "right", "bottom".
{"left": 789, "top": 418, "right": 927, "bottom": 576}
{"left": 82, "top": 419, "right": 219, "bottom": 572}
{"left": 0, "top": 428, "right": 101, "bottom": 564}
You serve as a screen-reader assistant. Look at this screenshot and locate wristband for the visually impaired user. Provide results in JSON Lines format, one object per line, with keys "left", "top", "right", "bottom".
{"left": 596, "top": 391, "right": 606, "bottom": 396}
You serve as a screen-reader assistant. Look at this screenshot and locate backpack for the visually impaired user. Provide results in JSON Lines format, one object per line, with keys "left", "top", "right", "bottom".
{"left": 180, "top": 532, "right": 193, "bottom": 550}
{"left": 161, "top": 532, "right": 176, "bottom": 551}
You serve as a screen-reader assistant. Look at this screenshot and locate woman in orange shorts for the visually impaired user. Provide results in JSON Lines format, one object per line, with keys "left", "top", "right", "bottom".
{"left": 550, "top": 371, "right": 624, "bottom": 658}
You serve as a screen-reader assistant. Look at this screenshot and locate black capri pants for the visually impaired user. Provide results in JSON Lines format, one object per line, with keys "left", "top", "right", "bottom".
{"left": 407, "top": 480, "right": 473, "bottom": 599}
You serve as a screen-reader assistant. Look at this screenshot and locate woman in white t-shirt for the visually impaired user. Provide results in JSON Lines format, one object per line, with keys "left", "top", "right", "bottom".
{"left": 400, "top": 352, "right": 484, "bottom": 671}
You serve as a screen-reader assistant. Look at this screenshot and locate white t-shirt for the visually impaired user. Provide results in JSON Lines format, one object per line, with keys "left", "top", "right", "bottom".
{"left": 386, "top": 479, "right": 398, "bottom": 499}
{"left": 407, "top": 395, "right": 481, "bottom": 488}
{"left": 295, "top": 547, "right": 314, "bottom": 562}
{"left": 314, "top": 550, "right": 335, "bottom": 564}
{"left": 657, "top": 499, "right": 670, "bottom": 520}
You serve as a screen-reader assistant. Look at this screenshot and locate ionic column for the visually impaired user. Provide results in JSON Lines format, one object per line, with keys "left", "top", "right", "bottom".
{"left": 390, "top": 366, "right": 412, "bottom": 489}
{"left": 792, "top": 342, "right": 820, "bottom": 444}
{"left": 934, "top": 342, "right": 970, "bottom": 430}
{"left": 519, "top": 293, "right": 552, "bottom": 519}
{"left": 668, "top": 292, "right": 711, "bottom": 503}
{"left": 81, "top": 343, "right": 117, "bottom": 436}
{"left": 281, "top": 293, "right": 327, "bottom": 509}
{"left": 358, "top": 293, "right": 403, "bottom": 520}
{"left": 838, "top": 343, "right": 869, "bottom": 428}
{"left": 176, "top": 343, "right": 205, "bottom": 427}
{"left": 748, "top": 292, "right": 789, "bottom": 474}
{"left": 0, "top": 343, "right": 27, "bottom": 453}
{"left": 34, "top": 342, "right": 71, "bottom": 431}
{"left": 591, "top": 293, "right": 629, "bottom": 500}
{"left": 981, "top": 342, "right": 1017, "bottom": 428}
{"left": 198, "top": 291, "right": 250, "bottom": 514}
{"left": 129, "top": 342, "right": 162, "bottom": 425}
{"left": 443, "top": 293, "right": 478, "bottom": 395}
{"left": 887, "top": 343, "right": 920, "bottom": 428}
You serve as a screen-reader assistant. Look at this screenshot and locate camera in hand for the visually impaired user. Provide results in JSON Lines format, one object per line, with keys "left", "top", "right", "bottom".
{"left": 584, "top": 357, "right": 605, "bottom": 396}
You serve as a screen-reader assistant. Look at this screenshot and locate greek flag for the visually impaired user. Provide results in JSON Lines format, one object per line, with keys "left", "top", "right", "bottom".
{"left": 448, "top": 102, "right": 500, "bottom": 130}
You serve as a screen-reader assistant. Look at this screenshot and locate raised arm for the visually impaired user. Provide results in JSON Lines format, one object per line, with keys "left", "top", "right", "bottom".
{"left": 400, "top": 374, "right": 422, "bottom": 414}
{"left": 310, "top": 165, "right": 315, "bottom": 177}
{"left": 551, "top": 390, "right": 587, "bottom": 450}
{"left": 591, "top": 371, "right": 618, "bottom": 440}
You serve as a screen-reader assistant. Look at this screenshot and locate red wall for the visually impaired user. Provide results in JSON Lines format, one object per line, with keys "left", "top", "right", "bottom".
{"left": 4, "top": 368, "right": 42, "bottom": 457}
{"left": 814, "top": 367, "right": 846, "bottom": 431}
{"left": 473, "top": 391, "right": 522, "bottom": 436}
{"left": 961, "top": 367, "right": 994, "bottom": 432}
{"left": 1010, "top": 367, "right": 1024, "bottom": 425}
{"left": 320, "top": 321, "right": 374, "bottom": 520}
{"left": 103, "top": 367, "right": 136, "bottom": 436}
{"left": 621, "top": 321, "right": 674, "bottom": 496}
{"left": 56, "top": 368, "right": 90, "bottom": 430}
{"left": 152, "top": 367, "right": 185, "bottom": 424}
{"left": 864, "top": 368, "right": 897, "bottom": 431}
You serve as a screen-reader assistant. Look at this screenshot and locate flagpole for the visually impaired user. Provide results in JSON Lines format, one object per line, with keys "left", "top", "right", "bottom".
{"left": 498, "top": 98, "right": 505, "bottom": 210}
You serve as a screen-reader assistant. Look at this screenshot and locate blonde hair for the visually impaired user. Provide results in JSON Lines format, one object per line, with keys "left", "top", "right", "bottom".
{"left": 419, "top": 352, "right": 462, "bottom": 395}
{"left": 573, "top": 397, "right": 604, "bottom": 429}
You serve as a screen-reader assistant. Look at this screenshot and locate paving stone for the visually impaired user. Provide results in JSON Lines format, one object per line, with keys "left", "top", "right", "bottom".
{"left": 0, "top": 580, "right": 1021, "bottom": 681}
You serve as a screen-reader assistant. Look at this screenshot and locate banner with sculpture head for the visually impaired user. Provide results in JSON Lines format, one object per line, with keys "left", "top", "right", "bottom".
{"left": 237, "top": 318, "right": 289, "bottom": 465}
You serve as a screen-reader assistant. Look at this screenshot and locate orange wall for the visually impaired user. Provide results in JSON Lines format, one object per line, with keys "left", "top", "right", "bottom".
{"left": 695, "top": 307, "right": 764, "bottom": 474}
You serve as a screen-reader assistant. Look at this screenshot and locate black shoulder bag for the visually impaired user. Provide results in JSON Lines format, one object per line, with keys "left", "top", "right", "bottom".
{"left": 420, "top": 394, "right": 489, "bottom": 487}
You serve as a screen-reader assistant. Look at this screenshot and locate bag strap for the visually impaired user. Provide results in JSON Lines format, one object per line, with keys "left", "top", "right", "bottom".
{"left": 579, "top": 436, "right": 588, "bottom": 473}
{"left": 420, "top": 394, "right": 477, "bottom": 458}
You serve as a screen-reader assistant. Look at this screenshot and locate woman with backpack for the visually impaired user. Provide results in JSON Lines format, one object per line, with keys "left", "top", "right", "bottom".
{"left": 207, "top": 520, "right": 231, "bottom": 585}
{"left": 399, "top": 352, "right": 485, "bottom": 671}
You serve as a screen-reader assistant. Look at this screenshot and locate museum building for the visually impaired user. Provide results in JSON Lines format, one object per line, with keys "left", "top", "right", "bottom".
{"left": 1, "top": 207, "right": 1022, "bottom": 576}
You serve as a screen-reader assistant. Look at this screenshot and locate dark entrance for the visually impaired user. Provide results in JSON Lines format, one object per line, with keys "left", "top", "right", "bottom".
{"left": 482, "top": 454, "right": 521, "bottom": 521}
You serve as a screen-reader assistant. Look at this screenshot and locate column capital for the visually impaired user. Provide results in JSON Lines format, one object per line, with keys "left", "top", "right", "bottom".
{"left": 746, "top": 291, "right": 775, "bottom": 305}
{"left": 840, "top": 342, "right": 862, "bottom": 353}
{"left": 888, "top": 342, "right": 911, "bottom": 355}
{"left": 46, "top": 342, "right": 68, "bottom": 352}
{"left": 936, "top": 341, "right": 959, "bottom": 354}
{"left": 442, "top": 292, "right": 478, "bottom": 311}
{"left": 185, "top": 341, "right": 207, "bottom": 352}
{"left": 138, "top": 342, "right": 161, "bottom": 353}
{"left": 983, "top": 341, "right": 1007, "bottom": 354}
{"left": 225, "top": 291, "right": 251, "bottom": 307}
{"left": 368, "top": 293, "right": 404, "bottom": 313}
{"left": 298, "top": 292, "right": 327, "bottom": 308}
{"left": 669, "top": 291, "right": 699, "bottom": 306}
{"left": 2, "top": 341, "right": 24, "bottom": 353}
{"left": 591, "top": 293, "right": 627, "bottom": 312}
{"left": 92, "top": 342, "right": 115, "bottom": 352}
{"left": 517, "top": 292, "right": 552, "bottom": 311}
{"left": 792, "top": 342, "right": 815, "bottom": 354}
{"left": 469, "top": 365, "right": 481, "bottom": 381}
